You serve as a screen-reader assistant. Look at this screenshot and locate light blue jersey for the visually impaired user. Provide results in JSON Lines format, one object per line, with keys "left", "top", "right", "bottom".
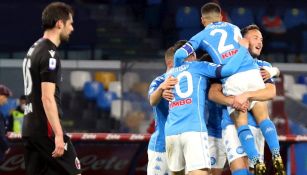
{"left": 174, "top": 22, "right": 258, "bottom": 75}
{"left": 164, "top": 49, "right": 247, "bottom": 136}
{"left": 206, "top": 98, "right": 225, "bottom": 138}
{"left": 148, "top": 75, "right": 169, "bottom": 152}
{"left": 221, "top": 60, "right": 275, "bottom": 129}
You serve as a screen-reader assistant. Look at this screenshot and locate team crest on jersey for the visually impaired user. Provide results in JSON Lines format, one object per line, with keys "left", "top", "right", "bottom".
{"left": 49, "top": 58, "right": 56, "bottom": 70}
{"left": 75, "top": 157, "right": 81, "bottom": 169}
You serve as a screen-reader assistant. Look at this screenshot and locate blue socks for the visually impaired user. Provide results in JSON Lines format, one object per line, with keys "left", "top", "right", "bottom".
{"left": 237, "top": 125, "right": 259, "bottom": 164}
{"left": 232, "top": 168, "right": 250, "bottom": 175}
{"left": 259, "top": 119, "right": 280, "bottom": 156}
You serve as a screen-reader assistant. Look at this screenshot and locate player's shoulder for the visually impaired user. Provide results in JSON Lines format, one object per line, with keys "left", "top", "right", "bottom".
{"left": 255, "top": 59, "right": 272, "bottom": 67}
{"left": 150, "top": 74, "right": 165, "bottom": 86}
{"left": 31, "top": 39, "right": 57, "bottom": 58}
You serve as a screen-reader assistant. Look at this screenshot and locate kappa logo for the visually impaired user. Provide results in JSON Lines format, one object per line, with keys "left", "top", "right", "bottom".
{"left": 49, "top": 50, "right": 55, "bottom": 57}
{"left": 245, "top": 134, "right": 253, "bottom": 140}
{"left": 64, "top": 142, "right": 68, "bottom": 151}
{"left": 265, "top": 127, "right": 274, "bottom": 133}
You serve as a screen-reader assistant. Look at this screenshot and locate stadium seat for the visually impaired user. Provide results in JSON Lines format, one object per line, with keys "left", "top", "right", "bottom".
{"left": 96, "top": 91, "right": 117, "bottom": 111}
{"left": 297, "top": 75, "right": 307, "bottom": 85}
{"left": 283, "top": 74, "right": 295, "bottom": 93}
{"left": 111, "top": 100, "right": 132, "bottom": 120}
{"left": 123, "top": 72, "right": 140, "bottom": 92}
{"left": 108, "top": 81, "right": 122, "bottom": 98}
{"left": 70, "top": 71, "right": 92, "bottom": 91}
{"left": 230, "top": 7, "right": 254, "bottom": 28}
{"left": 291, "top": 84, "right": 307, "bottom": 100}
{"left": 302, "top": 93, "right": 307, "bottom": 105}
{"left": 283, "top": 8, "right": 306, "bottom": 29}
{"left": 178, "top": 27, "right": 201, "bottom": 40}
{"left": 94, "top": 71, "right": 117, "bottom": 90}
{"left": 175, "top": 6, "right": 199, "bottom": 29}
{"left": 83, "top": 81, "right": 104, "bottom": 100}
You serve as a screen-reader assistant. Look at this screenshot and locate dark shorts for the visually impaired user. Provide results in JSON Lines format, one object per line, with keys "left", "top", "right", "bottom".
{"left": 22, "top": 135, "right": 82, "bottom": 175}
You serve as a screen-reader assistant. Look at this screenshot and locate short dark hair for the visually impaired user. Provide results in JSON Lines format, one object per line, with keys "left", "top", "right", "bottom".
{"left": 42, "top": 2, "right": 73, "bottom": 31}
{"left": 173, "top": 40, "right": 188, "bottom": 51}
{"left": 201, "top": 2, "right": 221, "bottom": 16}
{"left": 241, "top": 24, "right": 260, "bottom": 37}
{"left": 0, "top": 85, "right": 12, "bottom": 97}
{"left": 198, "top": 53, "right": 212, "bottom": 62}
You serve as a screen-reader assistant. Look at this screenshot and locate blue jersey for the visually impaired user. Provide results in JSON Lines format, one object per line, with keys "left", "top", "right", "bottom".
{"left": 174, "top": 22, "right": 258, "bottom": 74}
{"left": 221, "top": 59, "right": 275, "bottom": 129}
{"left": 206, "top": 98, "right": 225, "bottom": 138}
{"left": 148, "top": 75, "right": 169, "bottom": 152}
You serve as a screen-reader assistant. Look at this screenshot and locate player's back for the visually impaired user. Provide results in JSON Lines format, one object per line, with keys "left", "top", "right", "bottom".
{"left": 148, "top": 75, "right": 169, "bottom": 152}
{"left": 165, "top": 62, "right": 213, "bottom": 136}
{"left": 190, "top": 22, "right": 257, "bottom": 73}
{"left": 22, "top": 38, "right": 62, "bottom": 137}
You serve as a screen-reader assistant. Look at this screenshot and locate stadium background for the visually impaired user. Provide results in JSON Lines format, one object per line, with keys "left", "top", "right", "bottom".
{"left": 0, "top": 0, "right": 307, "bottom": 174}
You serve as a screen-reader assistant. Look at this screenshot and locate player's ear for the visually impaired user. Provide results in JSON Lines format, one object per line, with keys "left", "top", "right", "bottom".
{"left": 201, "top": 16, "right": 206, "bottom": 26}
{"left": 55, "top": 20, "right": 64, "bottom": 29}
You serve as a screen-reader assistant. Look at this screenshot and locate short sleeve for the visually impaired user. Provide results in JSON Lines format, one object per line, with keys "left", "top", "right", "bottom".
{"left": 148, "top": 75, "right": 165, "bottom": 97}
{"left": 40, "top": 51, "right": 59, "bottom": 83}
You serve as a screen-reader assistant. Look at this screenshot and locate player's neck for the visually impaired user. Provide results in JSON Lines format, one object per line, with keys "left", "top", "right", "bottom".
{"left": 43, "top": 30, "right": 61, "bottom": 47}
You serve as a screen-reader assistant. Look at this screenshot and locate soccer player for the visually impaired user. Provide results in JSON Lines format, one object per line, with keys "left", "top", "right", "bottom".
{"left": 22, "top": 2, "right": 81, "bottom": 175}
{"left": 147, "top": 44, "right": 178, "bottom": 175}
{"left": 165, "top": 39, "right": 248, "bottom": 175}
{"left": 173, "top": 3, "right": 284, "bottom": 174}
{"left": 209, "top": 24, "right": 283, "bottom": 175}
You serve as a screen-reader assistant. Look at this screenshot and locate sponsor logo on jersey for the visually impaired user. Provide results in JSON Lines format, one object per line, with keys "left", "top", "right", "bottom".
{"left": 245, "top": 134, "right": 253, "bottom": 140}
{"left": 169, "top": 98, "right": 192, "bottom": 109}
{"left": 265, "top": 127, "right": 274, "bottom": 133}
{"left": 49, "top": 58, "right": 56, "bottom": 70}
{"left": 221, "top": 49, "right": 238, "bottom": 59}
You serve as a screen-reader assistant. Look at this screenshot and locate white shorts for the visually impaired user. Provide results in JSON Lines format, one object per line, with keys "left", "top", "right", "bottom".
{"left": 147, "top": 150, "right": 169, "bottom": 175}
{"left": 165, "top": 132, "right": 211, "bottom": 172}
{"left": 223, "top": 69, "right": 265, "bottom": 114}
{"left": 208, "top": 136, "right": 227, "bottom": 169}
{"left": 222, "top": 125, "right": 265, "bottom": 167}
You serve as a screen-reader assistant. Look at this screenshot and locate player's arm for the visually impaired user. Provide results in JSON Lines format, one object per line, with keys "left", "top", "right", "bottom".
{"left": 208, "top": 82, "right": 248, "bottom": 112}
{"left": 40, "top": 53, "right": 64, "bottom": 158}
{"left": 208, "top": 82, "right": 234, "bottom": 106}
{"left": 148, "top": 76, "right": 177, "bottom": 106}
{"left": 173, "top": 32, "right": 203, "bottom": 67}
{"left": 256, "top": 60, "right": 280, "bottom": 81}
{"left": 238, "top": 83, "right": 276, "bottom": 102}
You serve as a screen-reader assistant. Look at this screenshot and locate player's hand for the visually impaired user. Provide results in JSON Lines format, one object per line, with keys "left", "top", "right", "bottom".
{"left": 233, "top": 93, "right": 249, "bottom": 110}
{"left": 160, "top": 76, "right": 177, "bottom": 90}
{"left": 238, "top": 38, "right": 249, "bottom": 48}
{"left": 260, "top": 68, "right": 270, "bottom": 82}
{"left": 52, "top": 135, "right": 65, "bottom": 158}
{"left": 162, "top": 89, "right": 174, "bottom": 101}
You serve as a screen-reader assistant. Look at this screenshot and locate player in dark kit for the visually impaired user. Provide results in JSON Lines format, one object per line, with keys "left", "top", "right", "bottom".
{"left": 22, "top": 2, "right": 81, "bottom": 175}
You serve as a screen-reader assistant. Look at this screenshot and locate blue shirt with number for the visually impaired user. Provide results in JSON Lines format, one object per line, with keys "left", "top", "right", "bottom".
{"left": 174, "top": 22, "right": 258, "bottom": 76}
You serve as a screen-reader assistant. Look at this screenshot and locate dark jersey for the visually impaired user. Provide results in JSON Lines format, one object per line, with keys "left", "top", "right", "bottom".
{"left": 22, "top": 38, "right": 62, "bottom": 137}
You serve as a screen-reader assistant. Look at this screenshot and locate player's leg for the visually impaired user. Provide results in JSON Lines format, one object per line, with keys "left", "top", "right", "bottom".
{"left": 147, "top": 150, "right": 168, "bottom": 175}
{"left": 183, "top": 132, "right": 210, "bottom": 175}
{"left": 222, "top": 125, "right": 251, "bottom": 175}
{"left": 23, "top": 137, "right": 49, "bottom": 175}
{"left": 251, "top": 102, "right": 285, "bottom": 174}
{"left": 166, "top": 134, "right": 185, "bottom": 175}
{"left": 248, "top": 126, "right": 265, "bottom": 174}
{"left": 208, "top": 136, "right": 227, "bottom": 175}
{"left": 231, "top": 111, "right": 261, "bottom": 165}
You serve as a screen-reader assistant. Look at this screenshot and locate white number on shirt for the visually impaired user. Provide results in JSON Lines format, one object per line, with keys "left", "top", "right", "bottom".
{"left": 175, "top": 71, "right": 193, "bottom": 99}
{"left": 210, "top": 27, "right": 242, "bottom": 53}
{"left": 23, "top": 58, "right": 32, "bottom": 95}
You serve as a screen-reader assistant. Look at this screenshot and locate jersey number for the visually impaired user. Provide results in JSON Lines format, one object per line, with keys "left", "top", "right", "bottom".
{"left": 209, "top": 27, "right": 241, "bottom": 53}
{"left": 174, "top": 71, "right": 193, "bottom": 99}
{"left": 23, "top": 58, "right": 32, "bottom": 95}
